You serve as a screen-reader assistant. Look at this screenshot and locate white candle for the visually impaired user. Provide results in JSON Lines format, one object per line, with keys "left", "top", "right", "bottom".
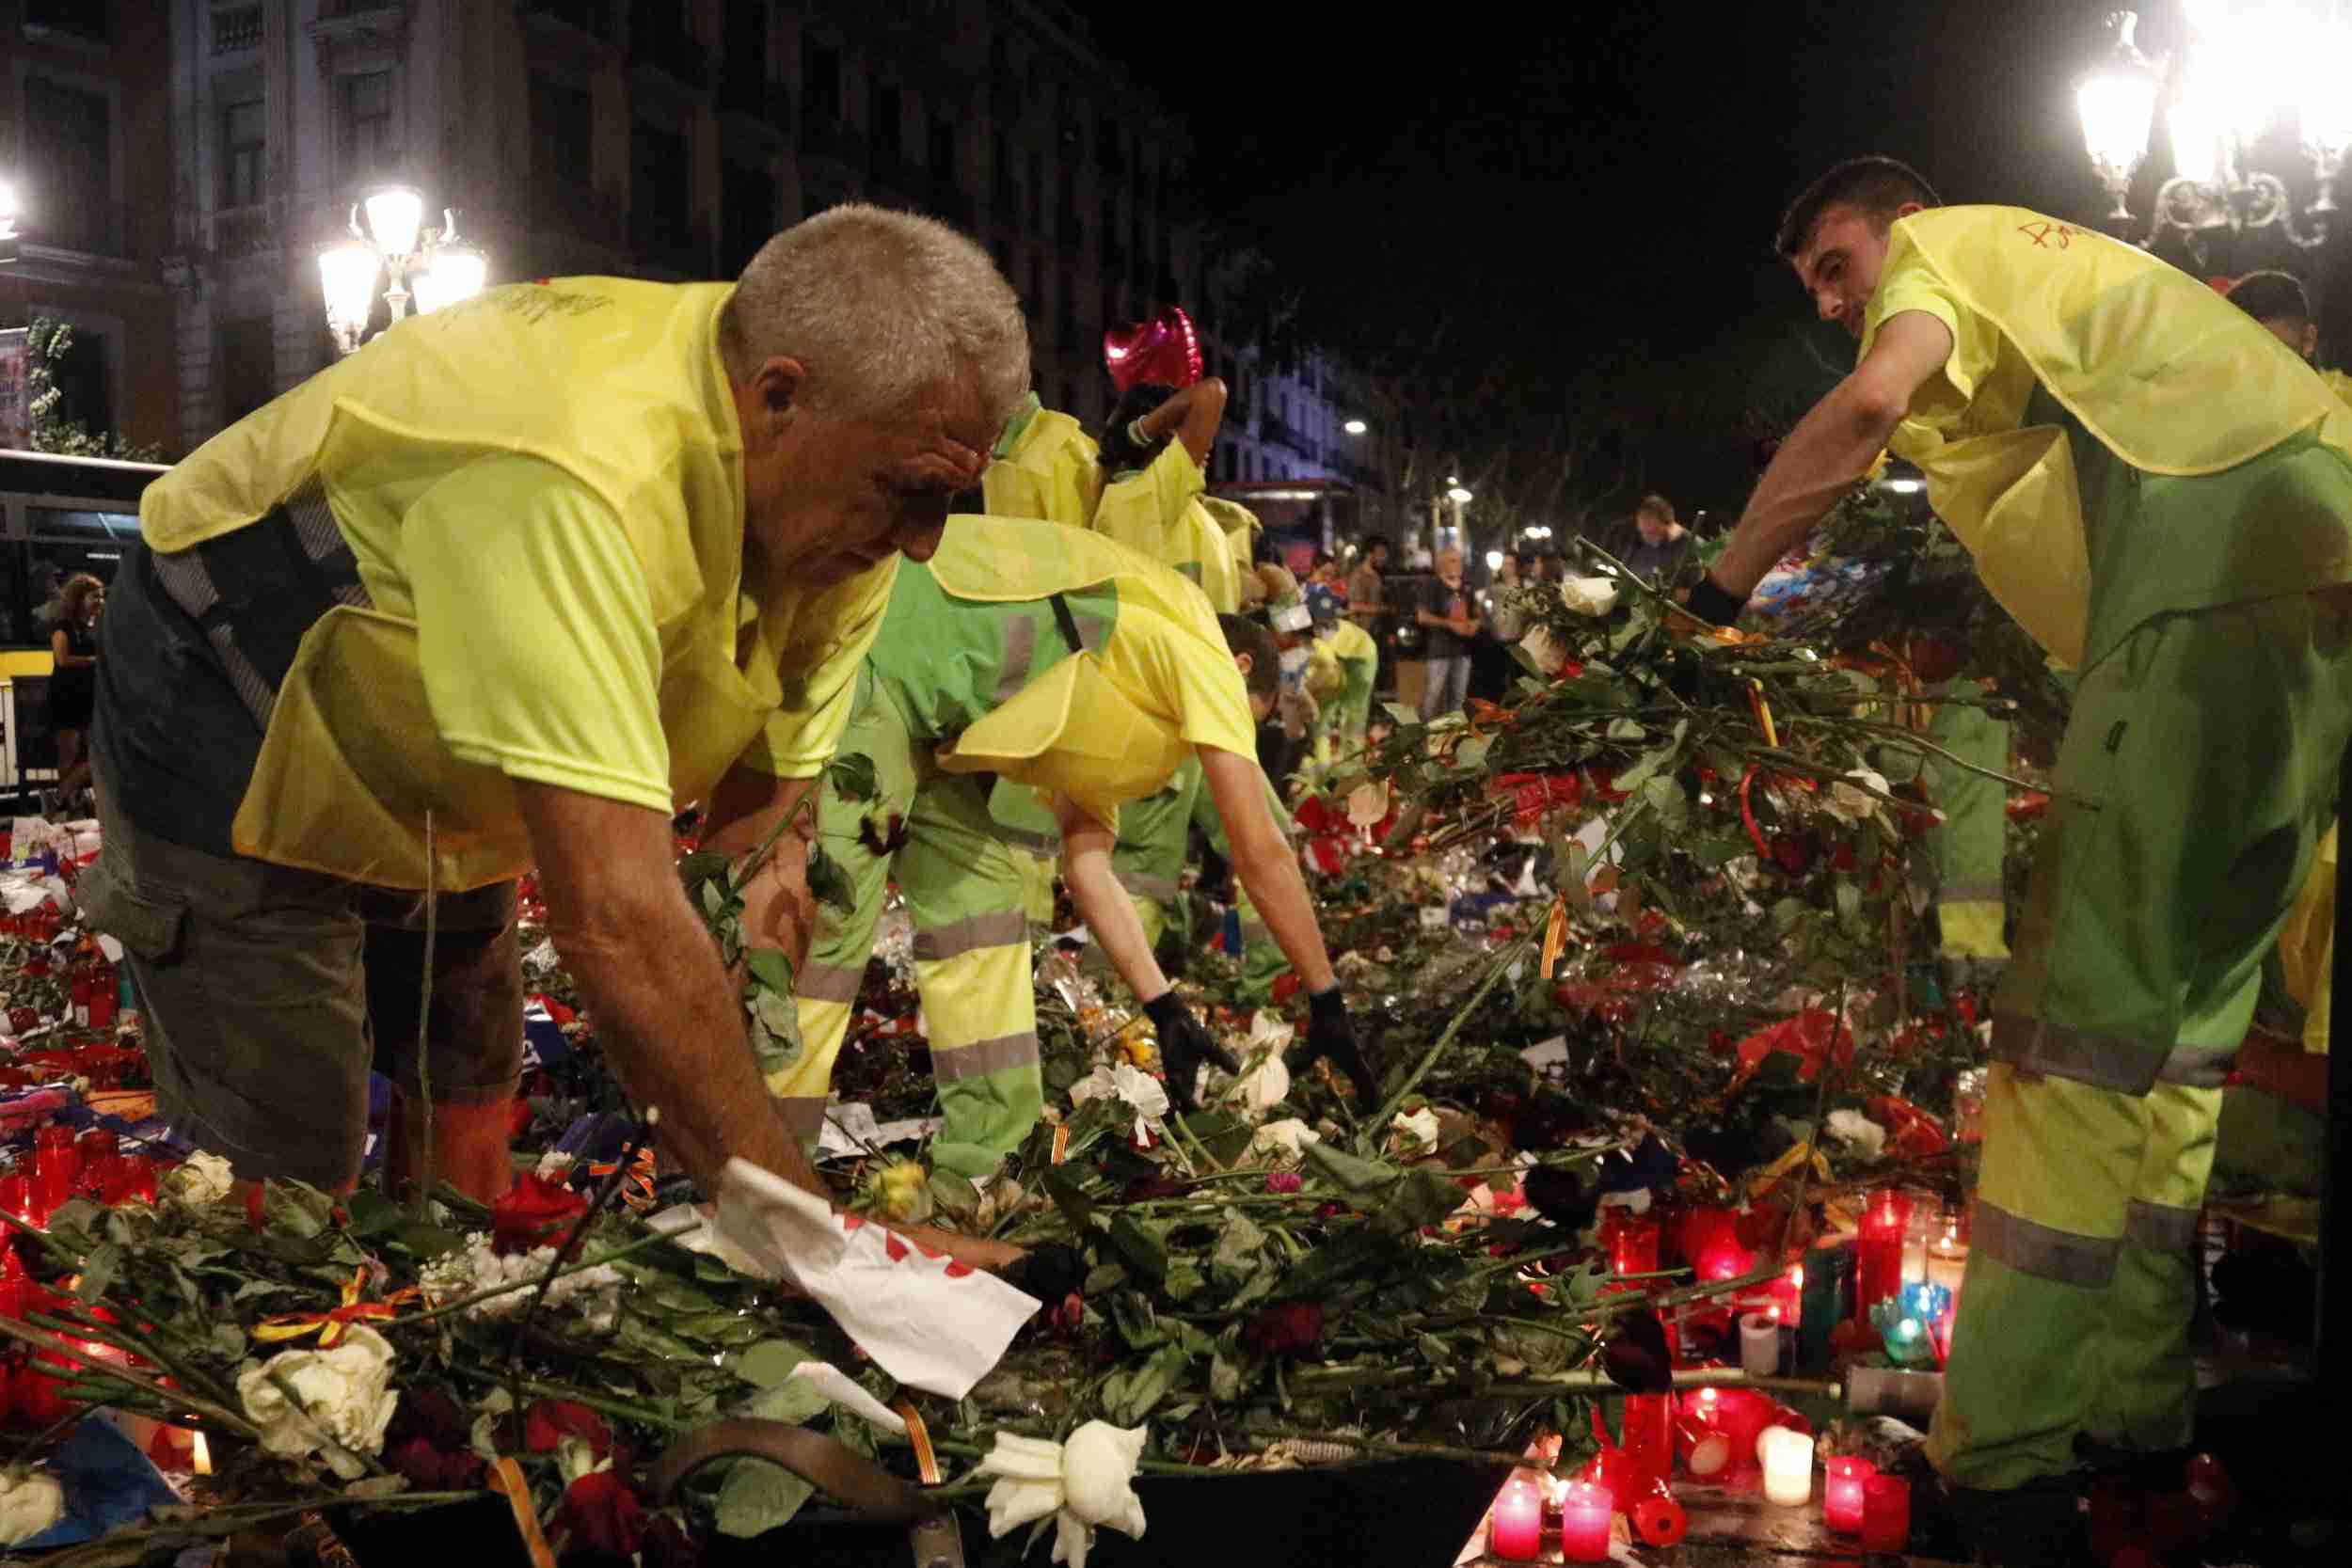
{"left": 1740, "top": 1309, "right": 1780, "bottom": 1377}
{"left": 1926, "top": 1222, "right": 1968, "bottom": 1295}
{"left": 1761, "top": 1427, "right": 1814, "bottom": 1507}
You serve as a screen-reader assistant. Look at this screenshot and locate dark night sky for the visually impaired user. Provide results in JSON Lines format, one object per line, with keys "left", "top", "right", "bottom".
{"left": 1093, "top": 1, "right": 2322, "bottom": 521}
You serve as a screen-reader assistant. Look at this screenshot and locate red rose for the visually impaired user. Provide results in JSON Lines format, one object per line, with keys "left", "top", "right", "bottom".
{"left": 640, "top": 1513, "right": 703, "bottom": 1568}
{"left": 1246, "top": 1302, "right": 1324, "bottom": 1355}
{"left": 1771, "top": 835, "right": 1814, "bottom": 876}
{"left": 490, "top": 1173, "right": 589, "bottom": 1256}
{"left": 388, "top": 1434, "right": 484, "bottom": 1491}
{"left": 524, "top": 1397, "right": 612, "bottom": 1458}
{"left": 7, "top": 1008, "right": 36, "bottom": 1035}
{"left": 560, "top": 1470, "right": 646, "bottom": 1557}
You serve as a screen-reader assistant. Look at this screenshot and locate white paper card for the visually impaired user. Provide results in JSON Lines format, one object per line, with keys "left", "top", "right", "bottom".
{"left": 710, "top": 1159, "right": 1040, "bottom": 1399}
{"left": 816, "top": 1101, "right": 884, "bottom": 1157}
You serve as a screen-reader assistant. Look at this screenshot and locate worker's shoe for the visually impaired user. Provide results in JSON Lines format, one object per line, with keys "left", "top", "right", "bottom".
{"left": 1907, "top": 1470, "right": 2089, "bottom": 1568}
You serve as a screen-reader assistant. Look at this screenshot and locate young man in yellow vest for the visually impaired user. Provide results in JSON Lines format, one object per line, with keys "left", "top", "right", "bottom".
{"left": 1688, "top": 158, "right": 2352, "bottom": 1559}
{"left": 81, "top": 207, "right": 1030, "bottom": 1271}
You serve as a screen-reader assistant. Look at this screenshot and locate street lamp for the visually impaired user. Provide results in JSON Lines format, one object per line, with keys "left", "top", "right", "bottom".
{"left": 1446, "top": 485, "right": 1473, "bottom": 504}
{"left": 0, "top": 178, "right": 17, "bottom": 265}
{"left": 319, "top": 184, "right": 490, "bottom": 356}
{"left": 2079, "top": 6, "right": 2352, "bottom": 265}
{"left": 1343, "top": 418, "right": 1368, "bottom": 436}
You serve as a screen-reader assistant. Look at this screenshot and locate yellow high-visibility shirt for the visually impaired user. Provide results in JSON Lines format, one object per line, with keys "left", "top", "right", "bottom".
{"left": 981, "top": 394, "right": 1102, "bottom": 529}
{"left": 916, "top": 515, "right": 1259, "bottom": 832}
{"left": 1092, "top": 442, "right": 1243, "bottom": 613}
{"left": 1862, "top": 206, "right": 2352, "bottom": 667}
{"left": 138, "top": 277, "right": 891, "bottom": 890}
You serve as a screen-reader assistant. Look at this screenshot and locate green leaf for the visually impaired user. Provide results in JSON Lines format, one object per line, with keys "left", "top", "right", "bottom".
{"left": 1383, "top": 702, "right": 1422, "bottom": 725}
{"left": 1640, "top": 773, "right": 1690, "bottom": 830}
{"left": 1108, "top": 1214, "right": 1168, "bottom": 1283}
{"left": 744, "top": 948, "right": 795, "bottom": 994}
{"left": 1302, "top": 1139, "right": 1401, "bottom": 1195}
{"left": 701, "top": 879, "right": 727, "bottom": 920}
{"left": 927, "top": 1170, "right": 982, "bottom": 1219}
{"left": 343, "top": 1189, "right": 405, "bottom": 1240}
{"left": 753, "top": 988, "right": 802, "bottom": 1049}
{"left": 713, "top": 1457, "right": 816, "bottom": 1538}
{"left": 742, "top": 1374, "right": 833, "bottom": 1426}
{"left": 1454, "top": 734, "right": 1494, "bottom": 770}
{"left": 1180, "top": 1109, "right": 1254, "bottom": 1167}
{"left": 1212, "top": 1212, "right": 1267, "bottom": 1275}
{"left": 1606, "top": 717, "right": 1645, "bottom": 741}
{"left": 75, "top": 1243, "right": 122, "bottom": 1303}
{"left": 1041, "top": 1165, "right": 1096, "bottom": 1236}
{"left": 1102, "top": 1342, "right": 1189, "bottom": 1425}
{"left": 1372, "top": 1168, "right": 1463, "bottom": 1235}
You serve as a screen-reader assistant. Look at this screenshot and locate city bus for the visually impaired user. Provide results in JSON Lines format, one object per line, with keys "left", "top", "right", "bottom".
{"left": 0, "top": 448, "right": 168, "bottom": 799}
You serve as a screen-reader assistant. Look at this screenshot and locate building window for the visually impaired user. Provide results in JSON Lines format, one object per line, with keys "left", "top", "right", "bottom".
{"left": 217, "top": 317, "right": 275, "bottom": 424}
{"left": 45, "top": 325, "right": 114, "bottom": 437}
{"left": 24, "top": 78, "right": 115, "bottom": 254}
{"left": 340, "top": 70, "right": 396, "bottom": 182}
{"left": 24, "top": 0, "right": 108, "bottom": 43}
{"left": 220, "top": 89, "right": 266, "bottom": 209}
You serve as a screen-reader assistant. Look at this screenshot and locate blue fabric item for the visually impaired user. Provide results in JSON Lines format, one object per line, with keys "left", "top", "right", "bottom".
{"left": 521, "top": 999, "right": 572, "bottom": 1069}
{"left": 1596, "top": 1133, "right": 1680, "bottom": 1196}
{"left": 14, "top": 1416, "right": 183, "bottom": 1549}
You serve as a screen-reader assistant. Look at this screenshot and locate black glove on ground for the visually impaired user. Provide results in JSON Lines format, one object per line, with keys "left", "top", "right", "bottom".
{"left": 1144, "top": 990, "right": 1238, "bottom": 1113}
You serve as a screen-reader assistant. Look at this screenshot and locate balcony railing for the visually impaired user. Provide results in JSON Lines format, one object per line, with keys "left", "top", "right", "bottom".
{"left": 212, "top": 5, "right": 263, "bottom": 53}
{"left": 31, "top": 194, "right": 134, "bottom": 259}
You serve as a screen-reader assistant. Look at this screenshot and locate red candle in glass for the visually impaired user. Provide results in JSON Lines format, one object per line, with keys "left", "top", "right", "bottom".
{"left": 1606, "top": 1212, "right": 1661, "bottom": 1275}
{"left": 1557, "top": 1480, "right": 1613, "bottom": 1562}
{"left": 0, "top": 1277, "right": 27, "bottom": 1322}
{"left": 1856, "top": 1189, "right": 1911, "bottom": 1322}
{"left": 1824, "top": 1455, "right": 1877, "bottom": 1532}
{"left": 1862, "top": 1474, "right": 1911, "bottom": 1551}
{"left": 76, "top": 1130, "right": 118, "bottom": 1164}
{"left": 1622, "top": 1391, "right": 1673, "bottom": 1493}
{"left": 31, "top": 1149, "right": 74, "bottom": 1216}
{"left": 0, "top": 1173, "right": 44, "bottom": 1228}
{"left": 1488, "top": 1478, "right": 1544, "bottom": 1561}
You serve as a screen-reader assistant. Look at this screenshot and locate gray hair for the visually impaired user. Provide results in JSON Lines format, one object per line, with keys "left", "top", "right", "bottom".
{"left": 721, "top": 203, "right": 1029, "bottom": 428}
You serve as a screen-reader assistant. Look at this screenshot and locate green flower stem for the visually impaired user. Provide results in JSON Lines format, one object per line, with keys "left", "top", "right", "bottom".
{"left": 934, "top": 1434, "right": 1200, "bottom": 1479}
{"left": 1237, "top": 1427, "right": 1530, "bottom": 1468}
{"left": 1368, "top": 933, "right": 1535, "bottom": 1138}
{"left": 30, "top": 1304, "right": 240, "bottom": 1415}
{"left": 495, "top": 1373, "right": 691, "bottom": 1433}
{"left": 0, "top": 1315, "right": 261, "bottom": 1439}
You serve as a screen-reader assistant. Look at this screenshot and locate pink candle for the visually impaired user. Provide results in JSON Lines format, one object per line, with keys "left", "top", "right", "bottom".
{"left": 1856, "top": 1188, "right": 1910, "bottom": 1322}
{"left": 1488, "top": 1478, "right": 1544, "bottom": 1561}
{"left": 1824, "top": 1455, "right": 1876, "bottom": 1532}
{"left": 1862, "top": 1474, "right": 1911, "bottom": 1552}
{"left": 1606, "top": 1212, "right": 1661, "bottom": 1275}
{"left": 1557, "top": 1480, "right": 1613, "bottom": 1562}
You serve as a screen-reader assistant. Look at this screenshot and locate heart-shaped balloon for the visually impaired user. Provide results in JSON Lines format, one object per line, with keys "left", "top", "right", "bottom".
{"left": 1103, "top": 306, "right": 1201, "bottom": 394}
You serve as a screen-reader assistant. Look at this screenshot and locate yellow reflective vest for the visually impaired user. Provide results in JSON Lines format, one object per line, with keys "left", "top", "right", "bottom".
{"left": 144, "top": 277, "right": 891, "bottom": 890}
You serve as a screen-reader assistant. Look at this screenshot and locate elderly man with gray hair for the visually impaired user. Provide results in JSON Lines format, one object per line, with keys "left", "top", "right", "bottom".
{"left": 83, "top": 206, "right": 1027, "bottom": 1268}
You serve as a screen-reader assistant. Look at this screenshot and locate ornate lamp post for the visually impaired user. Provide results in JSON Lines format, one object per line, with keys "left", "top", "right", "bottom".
{"left": 2079, "top": 6, "right": 2352, "bottom": 269}
{"left": 317, "top": 184, "right": 489, "bottom": 356}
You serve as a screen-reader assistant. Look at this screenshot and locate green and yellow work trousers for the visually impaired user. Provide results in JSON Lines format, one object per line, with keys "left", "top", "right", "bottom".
{"left": 1930, "top": 593, "right": 2352, "bottom": 1489}
{"left": 782, "top": 673, "right": 1043, "bottom": 1180}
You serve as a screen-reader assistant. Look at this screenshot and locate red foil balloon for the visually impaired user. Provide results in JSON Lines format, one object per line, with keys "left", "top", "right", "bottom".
{"left": 1103, "top": 307, "right": 1202, "bottom": 394}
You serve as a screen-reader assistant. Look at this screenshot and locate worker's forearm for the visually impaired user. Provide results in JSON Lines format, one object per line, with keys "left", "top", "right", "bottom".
{"left": 552, "top": 893, "right": 822, "bottom": 1200}
{"left": 1710, "top": 377, "right": 1904, "bottom": 597}
{"left": 1064, "top": 846, "right": 1171, "bottom": 1002}
{"left": 1232, "top": 840, "right": 1336, "bottom": 992}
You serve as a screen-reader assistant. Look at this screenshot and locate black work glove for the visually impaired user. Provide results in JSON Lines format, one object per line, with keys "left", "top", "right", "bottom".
{"left": 1684, "top": 573, "right": 1744, "bottom": 626}
{"left": 1301, "top": 985, "right": 1380, "bottom": 1108}
{"left": 1144, "top": 990, "right": 1239, "bottom": 1113}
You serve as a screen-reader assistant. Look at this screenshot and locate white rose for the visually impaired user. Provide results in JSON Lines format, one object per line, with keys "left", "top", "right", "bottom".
{"left": 1826, "top": 768, "right": 1891, "bottom": 825}
{"left": 1249, "top": 1118, "right": 1321, "bottom": 1163}
{"left": 0, "top": 1468, "right": 64, "bottom": 1546}
{"left": 1825, "top": 1108, "right": 1887, "bottom": 1161}
{"left": 979, "top": 1432, "right": 1067, "bottom": 1536}
{"left": 1391, "top": 1107, "right": 1441, "bottom": 1156}
{"left": 236, "top": 1324, "right": 400, "bottom": 1479}
{"left": 164, "top": 1150, "right": 235, "bottom": 1207}
{"left": 534, "top": 1150, "right": 578, "bottom": 1182}
{"left": 1518, "top": 626, "right": 1571, "bottom": 676}
{"left": 1345, "top": 779, "right": 1391, "bottom": 828}
{"left": 1228, "top": 1053, "right": 1291, "bottom": 1115}
{"left": 1559, "top": 577, "right": 1619, "bottom": 617}
{"left": 1059, "top": 1420, "right": 1149, "bottom": 1562}
{"left": 1068, "top": 1065, "right": 1119, "bottom": 1106}
{"left": 1111, "top": 1063, "right": 1169, "bottom": 1123}
{"left": 1246, "top": 1010, "right": 1295, "bottom": 1054}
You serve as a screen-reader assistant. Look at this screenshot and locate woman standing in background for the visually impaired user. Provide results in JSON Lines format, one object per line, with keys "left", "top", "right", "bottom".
{"left": 46, "top": 573, "right": 103, "bottom": 814}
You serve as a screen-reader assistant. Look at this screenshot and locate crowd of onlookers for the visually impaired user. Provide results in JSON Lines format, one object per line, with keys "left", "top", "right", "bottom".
{"left": 1301, "top": 492, "right": 1693, "bottom": 722}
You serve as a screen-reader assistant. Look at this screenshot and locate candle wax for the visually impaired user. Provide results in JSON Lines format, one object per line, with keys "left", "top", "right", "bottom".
{"left": 1558, "top": 1481, "right": 1613, "bottom": 1562}
{"left": 1488, "top": 1480, "right": 1544, "bottom": 1561}
{"left": 1761, "top": 1428, "right": 1814, "bottom": 1507}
